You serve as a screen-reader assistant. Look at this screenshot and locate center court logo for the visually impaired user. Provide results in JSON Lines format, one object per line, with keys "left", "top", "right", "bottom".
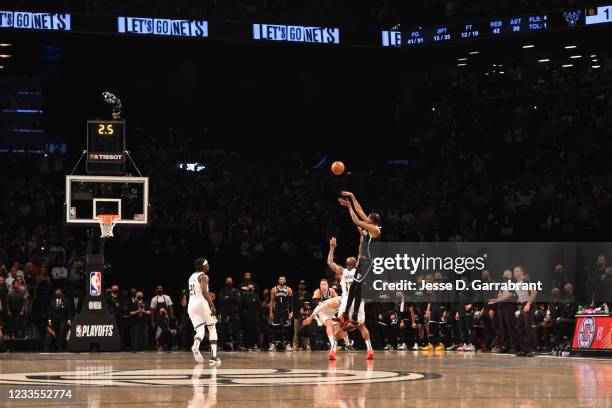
{"left": 0, "top": 369, "right": 440, "bottom": 387}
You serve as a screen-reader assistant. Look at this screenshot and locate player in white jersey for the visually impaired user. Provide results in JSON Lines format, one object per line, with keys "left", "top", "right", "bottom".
{"left": 301, "top": 296, "right": 351, "bottom": 360}
{"left": 188, "top": 258, "right": 220, "bottom": 364}
{"left": 327, "top": 237, "right": 374, "bottom": 359}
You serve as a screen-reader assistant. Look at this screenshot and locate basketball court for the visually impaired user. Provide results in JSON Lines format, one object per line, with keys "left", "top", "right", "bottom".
{"left": 0, "top": 351, "right": 609, "bottom": 407}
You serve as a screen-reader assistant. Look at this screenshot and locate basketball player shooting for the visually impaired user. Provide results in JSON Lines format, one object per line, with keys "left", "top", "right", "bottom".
{"left": 327, "top": 237, "right": 375, "bottom": 359}
{"left": 188, "top": 258, "right": 221, "bottom": 364}
{"left": 337, "top": 191, "right": 381, "bottom": 327}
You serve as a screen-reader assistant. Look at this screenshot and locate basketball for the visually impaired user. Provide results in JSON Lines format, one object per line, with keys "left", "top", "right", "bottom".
{"left": 331, "top": 161, "right": 345, "bottom": 175}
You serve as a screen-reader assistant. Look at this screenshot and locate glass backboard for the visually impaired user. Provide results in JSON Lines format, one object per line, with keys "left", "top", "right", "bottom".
{"left": 65, "top": 175, "right": 149, "bottom": 225}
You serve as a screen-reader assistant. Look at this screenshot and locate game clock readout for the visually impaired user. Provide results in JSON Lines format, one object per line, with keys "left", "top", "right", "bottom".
{"left": 92, "top": 122, "right": 119, "bottom": 136}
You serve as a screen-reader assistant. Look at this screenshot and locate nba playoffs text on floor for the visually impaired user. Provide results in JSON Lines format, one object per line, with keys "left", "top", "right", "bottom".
{"left": 363, "top": 242, "right": 612, "bottom": 302}
{"left": 4, "top": 389, "right": 74, "bottom": 400}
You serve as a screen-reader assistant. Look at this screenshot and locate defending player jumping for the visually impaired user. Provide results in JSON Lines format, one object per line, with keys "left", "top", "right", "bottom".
{"left": 326, "top": 236, "right": 375, "bottom": 359}
{"left": 188, "top": 258, "right": 221, "bottom": 364}
{"left": 337, "top": 191, "right": 381, "bottom": 328}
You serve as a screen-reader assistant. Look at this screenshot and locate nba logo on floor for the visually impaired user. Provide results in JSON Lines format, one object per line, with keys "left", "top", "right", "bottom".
{"left": 90, "top": 271, "right": 102, "bottom": 296}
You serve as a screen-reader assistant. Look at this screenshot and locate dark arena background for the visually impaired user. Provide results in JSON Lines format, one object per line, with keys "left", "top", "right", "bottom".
{"left": 0, "top": 1, "right": 611, "bottom": 407}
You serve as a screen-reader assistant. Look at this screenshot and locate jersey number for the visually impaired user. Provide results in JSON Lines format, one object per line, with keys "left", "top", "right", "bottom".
{"left": 189, "top": 283, "right": 196, "bottom": 296}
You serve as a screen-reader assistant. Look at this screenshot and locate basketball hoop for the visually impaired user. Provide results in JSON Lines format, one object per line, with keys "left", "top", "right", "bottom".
{"left": 96, "top": 214, "right": 120, "bottom": 238}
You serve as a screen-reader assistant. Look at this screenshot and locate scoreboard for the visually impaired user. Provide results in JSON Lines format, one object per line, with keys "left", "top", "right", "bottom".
{"left": 86, "top": 120, "right": 126, "bottom": 174}
{"left": 382, "top": 13, "right": 562, "bottom": 48}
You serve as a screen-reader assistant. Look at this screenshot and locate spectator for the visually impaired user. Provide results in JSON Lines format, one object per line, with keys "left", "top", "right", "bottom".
{"left": 178, "top": 288, "right": 193, "bottom": 351}
{"left": 6, "top": 265, "right": 23, "bottom": 289}
{"left": 51, "top": 262, "right": 68, "bottom": 290}
{"left": 239, "top": 272, "right": 258, "bottom": 295}
{"left": 128, "top": 291, "right": 150, "bottom": 351}
{"left": 596, "top": 267, "right": 612, "bottom": 305}
{"left": 150, "top": 285, "right": 174, "bottom": 328}
{"left": 241, "top": 283, "right": 261, "bottom": 350}
{"left": 45, "top": 288, "right": 73, "bottom": 351}
{"left": 106, "top": 284, "right": 127, "bottom": 348}
{"left": 7, "top": 280, "right": 26, "bottom": 339}
{"left": 292, "top": 280, "right": 312, "bottom": 350}
{"left": 218, "top": 277, "right": 243, "bottom": 350}
{"left": 551, "top": 265, "right": 569, "bottom": 291}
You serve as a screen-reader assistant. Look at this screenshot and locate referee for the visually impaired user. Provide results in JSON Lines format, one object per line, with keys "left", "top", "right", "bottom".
{"left": 513, "top": 266, "right": 537, "bottom": 357}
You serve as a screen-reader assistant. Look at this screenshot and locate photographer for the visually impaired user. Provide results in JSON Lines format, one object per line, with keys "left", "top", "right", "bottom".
{"left": 155, "top": 307, "right": 178, "bottom": 351}
{"left": 128, "top": 291, "right": 150, "bottom": 351}
{"left": 297, "top": 301, "right": 318, "bottom": 350}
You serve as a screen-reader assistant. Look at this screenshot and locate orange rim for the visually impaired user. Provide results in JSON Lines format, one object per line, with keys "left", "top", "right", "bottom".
{"left": 96, "top": 214, "right": 120, "bottom": 224}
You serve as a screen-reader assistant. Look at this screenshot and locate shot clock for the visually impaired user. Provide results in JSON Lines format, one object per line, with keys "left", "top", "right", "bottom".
{"left": 86, "top": 120, "right": 126, "bottom": 174}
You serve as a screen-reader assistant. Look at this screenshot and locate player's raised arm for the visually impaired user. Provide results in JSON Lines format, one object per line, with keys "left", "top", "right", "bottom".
{"left": 339, "top": 198, "right": 380, "bottom": 238}
{"left": 327, "top": 237, "right": 343, "bottom": 275}
{"left": 341, "top": 191, "right": 369, "bottom": 222}
{"left": 200, "top": 274, "right": 216, "bottom": 316}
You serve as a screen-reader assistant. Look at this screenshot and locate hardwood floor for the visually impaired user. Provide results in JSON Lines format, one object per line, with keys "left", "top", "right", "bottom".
{"left": 0, "top": 351, "right": 609, "bottom": 407}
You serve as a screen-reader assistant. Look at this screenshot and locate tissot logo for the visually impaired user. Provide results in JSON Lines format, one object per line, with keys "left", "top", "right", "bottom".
{"left": 89, "top": 154, "right": 123, "bottom": 160}
{"left": 0, "top": 368, "right": 440, "bottom": 387}
{"left": 75, "top": 324, "right": 114, "bottom": 338}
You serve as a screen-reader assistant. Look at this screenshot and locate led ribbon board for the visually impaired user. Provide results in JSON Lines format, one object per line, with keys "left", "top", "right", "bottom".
{"left": 0, "top": 11, "right": 71, "bottom": 30}
{"left": 381, "top": 11, "right": 583, "bottom": 47}
{"left": 253, "top": 23, "right": 340, "bottom": 44}
{"left": 117, "top": 16, "right": 208, "bottom": 37}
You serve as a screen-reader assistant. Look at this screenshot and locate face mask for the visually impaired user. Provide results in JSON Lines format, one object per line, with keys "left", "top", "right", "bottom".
{"left": 112, "top": 289, "right": 118, "bottom": 294}
{"left": 156, "top": 289, "right": 162, "bottom": 295}
{"left": 56, "top": 293, "right": 62, "bottom": 298}
{"left": 136, "top": 296, "right": 142, "bottom": 301}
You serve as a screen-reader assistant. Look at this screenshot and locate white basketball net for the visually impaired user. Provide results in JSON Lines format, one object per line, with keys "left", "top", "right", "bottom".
{"left": 97, "top": 215, "right": 120, "bottom": 238}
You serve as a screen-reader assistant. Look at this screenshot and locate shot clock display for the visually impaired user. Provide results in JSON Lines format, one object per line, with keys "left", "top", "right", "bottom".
{"left": 86, "top": 120, "right": 126, "bottom": 174}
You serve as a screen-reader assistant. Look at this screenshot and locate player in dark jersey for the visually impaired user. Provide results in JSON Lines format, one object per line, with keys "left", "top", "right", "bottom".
{"left": 312, "top": 279, "right": 338, "bottom": 307}
{"left": 337, "top": 191, "right": 381, "bottom": 327}
{"left": 268, "top": 276, "right": 293, "bottom": 351}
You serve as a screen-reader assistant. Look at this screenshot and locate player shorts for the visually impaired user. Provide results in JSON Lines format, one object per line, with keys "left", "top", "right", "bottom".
{"left": 339, "top": 295, "right": 365, "bottom": 324}
{"left": 188, "top": 299, "right": 216, "bottom": 328}
{"left": 272, "top": 310, "right": 291, "bottom": 326}
{"left": 353, "top": 259, "right": 372, "bottom": 283}
{"left": 413, "top": 304, "right": 425, "bottom": 324}
{"left": 315, "top": 307, "right": 339, "bottom": 327}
